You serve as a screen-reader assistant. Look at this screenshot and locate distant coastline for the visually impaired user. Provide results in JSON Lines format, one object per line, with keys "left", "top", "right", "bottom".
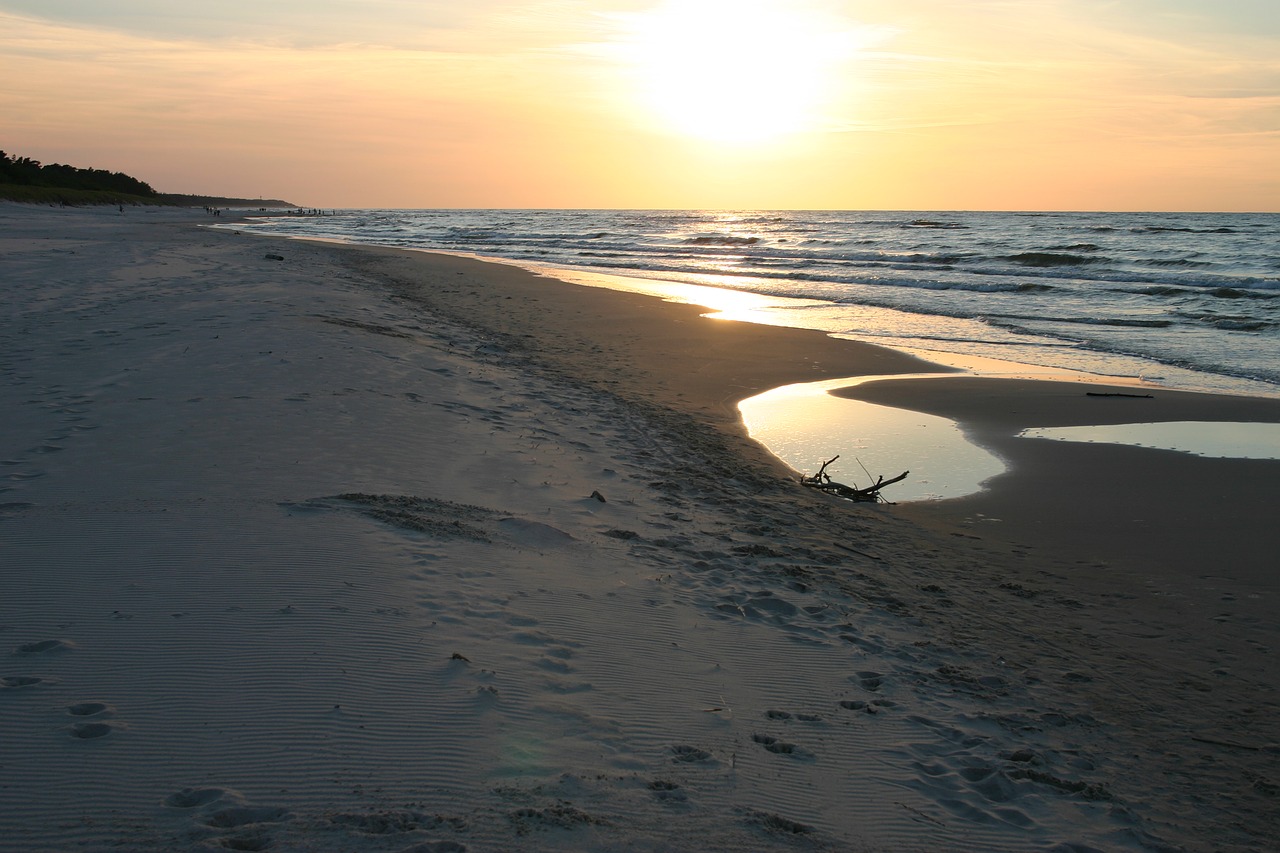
{"left": 0, "top": 150, "right": 294, "bottom": 208}
{"left": 152, "top": 192, "right": 297, "bottom": 209}
{"left": 0, "top": 184, "right": 297, "bottom": 209}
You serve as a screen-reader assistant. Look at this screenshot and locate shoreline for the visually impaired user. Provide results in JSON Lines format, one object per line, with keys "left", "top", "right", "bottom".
{"left": 227, "top": 207, "right": 1280, "bottom": 403}
{"left": 2, "top": 204, "right": 1277, "bottom": 851}
{"left": 315, "top": 233, "right": 1280, "bottom": 571}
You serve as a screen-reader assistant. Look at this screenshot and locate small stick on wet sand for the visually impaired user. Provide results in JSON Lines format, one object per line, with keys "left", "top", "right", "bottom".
{"left": 801, "top": 455, "right": 909, "bottom": 503}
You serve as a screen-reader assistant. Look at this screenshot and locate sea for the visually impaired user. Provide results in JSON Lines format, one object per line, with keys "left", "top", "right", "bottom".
{"left": 234, "top": 209, "right": 1280, "bottom": 399}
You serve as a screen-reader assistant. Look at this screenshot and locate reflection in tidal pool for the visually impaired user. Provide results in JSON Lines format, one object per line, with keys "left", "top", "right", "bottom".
{"left": 739, "top": 377, "right": 1006, "bottom": 503}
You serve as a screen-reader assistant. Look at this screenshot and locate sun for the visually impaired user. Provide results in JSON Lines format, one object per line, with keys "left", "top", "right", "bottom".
{"left": 615, "top": 0, "right": 856, "bottom": 145}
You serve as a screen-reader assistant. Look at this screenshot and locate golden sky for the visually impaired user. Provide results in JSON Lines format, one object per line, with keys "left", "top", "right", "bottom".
{"left": 2, "top": 0, "right": 1277, "bottom": 210}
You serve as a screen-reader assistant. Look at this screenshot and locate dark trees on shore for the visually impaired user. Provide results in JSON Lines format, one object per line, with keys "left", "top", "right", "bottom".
{"left": 0, "top": 151, "right": 157, "bottom": 197}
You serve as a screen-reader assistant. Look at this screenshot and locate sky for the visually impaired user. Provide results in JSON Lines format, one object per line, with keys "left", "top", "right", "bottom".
{"left": 1, "top": 0, "right": 1277, "bottom": 210}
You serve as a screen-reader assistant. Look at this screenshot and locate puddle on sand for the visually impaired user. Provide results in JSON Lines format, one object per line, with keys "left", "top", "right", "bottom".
{"left": 739, "top": 376, "right": 1006, "bottom": 503}
{"left": 1019, "top": 421, "right": 1280, "bottom": 460}
{"left": 740, "top": 371, "right": 1280, "bottom": 503}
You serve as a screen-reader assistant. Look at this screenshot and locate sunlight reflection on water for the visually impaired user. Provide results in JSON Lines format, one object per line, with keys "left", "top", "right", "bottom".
{"left": 738, "top": 377, "right": 1007, "bottom": 503}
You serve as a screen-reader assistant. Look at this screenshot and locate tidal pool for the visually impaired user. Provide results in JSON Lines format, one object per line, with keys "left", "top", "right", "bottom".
{"left": 741, "top": 376, "right": 1280, "bottom": 503}
{"left": 739, "top": 376, "right": 1007, "bottom": 503}
{"left": 1018, "top": 421, "right": 1280, "bottom": 460}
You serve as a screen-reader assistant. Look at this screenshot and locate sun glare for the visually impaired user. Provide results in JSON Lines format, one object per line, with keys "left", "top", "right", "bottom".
{"left": 618, "top": 0, "right": 857, "bottom": 145}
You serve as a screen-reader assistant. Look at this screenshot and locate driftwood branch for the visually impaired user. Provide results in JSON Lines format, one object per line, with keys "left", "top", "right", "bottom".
{"left": 800, "top": 455, "right": 909, "bottom": 503}
{"left": 1086, "top": 391, "right": 1153, "bottom": 398}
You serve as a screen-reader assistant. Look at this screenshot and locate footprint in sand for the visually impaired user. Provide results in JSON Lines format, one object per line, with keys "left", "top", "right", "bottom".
{"left": 204, "top": 805, "right": 292, "bottom": 830}
{"left": 534, "top": 645, "right": 576, "bottom": 674}
{"left": 712, "top": 591, "right": 803, "bottom": 623}
{"left": 208, "top": 806, "right": 291, "bottom": 827}
{"left": 839, "top": 698, "right": 896, "bottom": 714}
{"left": 764, "top": 709, "right": 826, "bottom": 722}
{"left": 164, "top": 787, "right": 234, "bottom": 809}
{"left": 670, "top": 745, "right": 714, "bottom": 764}
{"left": 15, "top": 639, "right": 74, "bottom": 655}
{"left": 68, "top": 721, "right": 119, "bottom": 739}
{"left": 749, "top": 810, "right": 814, "bottom": 836}
{"left": 854, "top": 671, "right": 884, "bottom": 692}
{"left": 213, "top": 832, "right": 273, "bottom": 852}
{"left": 744, "top": 592, "right": 799, "bottom": 618}
{"left": 395, "top": 840, "right": 469, "bottom": 852}
{"left": 648, "top": 780, "right": 688, "bottom": 803}
{"left": 536, "top": 656, "right": 574, "bottom": 674}
{"left": 751, "top": 733, "right": 813, "bottom": 758}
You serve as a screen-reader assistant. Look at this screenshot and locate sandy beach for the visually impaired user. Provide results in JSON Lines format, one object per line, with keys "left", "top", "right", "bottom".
{"left": 2, "top": 204, "right": 1277, "bottom": 851}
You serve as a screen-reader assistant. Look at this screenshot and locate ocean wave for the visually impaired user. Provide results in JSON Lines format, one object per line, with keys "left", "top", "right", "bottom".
{"left": 1133, "top": 226, "right": 1237, "bottom": 234}
{"left": 898, "top": 253, "right": 974, "bottom": 266}
{"left": 524, "top": 253, "right": 1059, "bottom": 296}
{"left": 1129, "top": 285, "right": 1191, "bottom": 297}
{"left": 1211, "top": 319, "right": 1273, "bottom": 331}
{"left": 1173, "top": 311, "right": 1275, "bottom": 332}
{"left": 683, "top": 234, "right": 762, "bottom": 246}
{"left": 906, "top": 219, "right": 967, "bottom": 229}
{"left": 720, "top": 214, "right": 793, "bottom": 224}
{"left": 1210, "top": 286, "right": 1276, "bottom": 299}
{"left": 443, "top": 227, "right": 505, "bottom": 242}
{"left": 851, "top": 330, "right": 1079, "bottom": 348}
{"left": 1143, "top": 257, "right": 1213, "bottom": 268}
{"left": 1127, "top": 282, "right": 1278, "bottom": 299}
{"left": 265, "top": 219, "right": 1280, "bottom": 297}
{"left": 1049, "top": 243, "right": 1103, "bottom": 252}
{"left": 990, "top": 314, "right": 1175, "bottom": 329}
{"left": 1003, "top": 252, "right": 1100, "bottom": 267}
{"left": 489, "top": 242, "right": 1249, "bottom": 296}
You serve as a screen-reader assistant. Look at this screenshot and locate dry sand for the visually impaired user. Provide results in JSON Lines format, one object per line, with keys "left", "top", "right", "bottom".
{"left": 1, "top": 204, "right": 1277, "bottom": 852}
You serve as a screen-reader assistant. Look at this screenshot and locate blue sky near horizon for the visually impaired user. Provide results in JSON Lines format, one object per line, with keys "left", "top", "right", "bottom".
{"left": 7, "top": 0, "right": 1277, "bottom": 41}
{"left": 2, "top": 0, "right": 1277, "bottom": 209}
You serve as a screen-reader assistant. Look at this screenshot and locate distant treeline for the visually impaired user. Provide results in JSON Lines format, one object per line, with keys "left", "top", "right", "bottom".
{"left": 1, "top": 151, "right": 157, "bottom": 197}
{"left": 156, "top": 193, "right": 296, "bottom": 209}
{"left": 0, "top": 150, "right": 295, "bottom": 207}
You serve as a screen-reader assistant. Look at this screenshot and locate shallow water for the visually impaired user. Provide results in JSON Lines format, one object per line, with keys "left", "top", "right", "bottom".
{"left": 739, "top": 376, "right": 1007, "bottom": 502}
{"left": 740, "top": 373, "right": 1280, "bottom": 502}
{"left": 1019, "top": 421, "right": 1280, "bottom": 460}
